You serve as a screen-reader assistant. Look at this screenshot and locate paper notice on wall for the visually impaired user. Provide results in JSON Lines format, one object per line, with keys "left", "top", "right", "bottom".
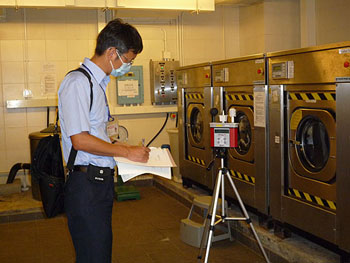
{"left": 41, "top": 63, "right": 57, "bottom": 95}
{"left": 254, "top": 90, "right": 266, "bottom": 127}
{"left": 118, "top": 79, "right": 139, "bottom": 98}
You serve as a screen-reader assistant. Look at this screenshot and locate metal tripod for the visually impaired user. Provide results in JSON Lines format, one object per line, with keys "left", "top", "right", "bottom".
{"left": 197, "top": 149, "right": 270, "bottom": 263}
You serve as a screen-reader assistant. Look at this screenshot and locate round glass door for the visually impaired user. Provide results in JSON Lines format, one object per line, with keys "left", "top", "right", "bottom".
{"left": 190, "top": 107, "right": 203, "bottom": 144}
{"left": 296, "top": 116, "right": 330, "bottom": 172}
{"left": 235, "top": 111, "right": 252, "bottom": 155}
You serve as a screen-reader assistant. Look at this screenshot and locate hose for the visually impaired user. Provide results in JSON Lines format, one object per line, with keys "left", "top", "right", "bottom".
{"left": 6, "top": 163, "right": 31, "bottom": 184}
{"left": 146, "top": 113, "right": 169, "bottom": 147}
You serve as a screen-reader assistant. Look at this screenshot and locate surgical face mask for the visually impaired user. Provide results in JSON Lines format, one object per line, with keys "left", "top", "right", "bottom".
{"left": 110, "top": 51, "right": 133, "bottom": 77}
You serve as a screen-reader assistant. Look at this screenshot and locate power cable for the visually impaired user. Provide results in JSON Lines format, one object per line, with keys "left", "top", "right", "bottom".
{"left": 146, "top": 113, "right": 169, "bottom": 147}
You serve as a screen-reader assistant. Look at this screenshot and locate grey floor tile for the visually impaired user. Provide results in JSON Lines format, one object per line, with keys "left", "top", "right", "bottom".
{"left": 1, "top": 186, "right": 268, "bottom": 263}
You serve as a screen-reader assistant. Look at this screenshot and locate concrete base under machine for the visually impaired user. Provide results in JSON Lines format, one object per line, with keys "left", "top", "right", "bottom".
{"left": 153, "top": 177, "right": 340, "bottom": 263}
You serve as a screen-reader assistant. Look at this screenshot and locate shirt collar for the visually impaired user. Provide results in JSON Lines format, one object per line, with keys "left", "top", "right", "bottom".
{"left": 82, "top": 57, "right": 110, "bottom": 86}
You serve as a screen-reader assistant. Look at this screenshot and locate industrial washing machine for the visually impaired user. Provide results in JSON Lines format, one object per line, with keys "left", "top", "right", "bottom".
{"left": 211, "top": 55, "right": 269, "bottom": 214}
{"left": 268, "top": 42, "right": 350, "bottom": 255}
{"left": 177, "top": 63, "right": 218, "bottom": 189}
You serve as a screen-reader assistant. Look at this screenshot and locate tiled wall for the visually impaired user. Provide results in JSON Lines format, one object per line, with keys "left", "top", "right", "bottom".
{"left": 315, "top": 0, "right": 350, "bottom": 44}
{"left": 239, "top": 0, "right": 300, "bottom": 55}
{"left": 0, "top": 1, "right": 349, "bottom": 178}
{"left": 0, "top": 8, "right": 97, "bottom": 177}
{"left": 0, "top": 6, "right": 239, "bottom": 176}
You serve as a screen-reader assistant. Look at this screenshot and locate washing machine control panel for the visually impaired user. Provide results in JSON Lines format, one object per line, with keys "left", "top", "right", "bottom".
{"left": 271, "top": 61, "right": 294, "bottom": 79}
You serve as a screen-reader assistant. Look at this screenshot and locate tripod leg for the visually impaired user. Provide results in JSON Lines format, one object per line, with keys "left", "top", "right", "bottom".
{"left": 225, "top": 171, "right": 270, "bottom": 263}
{"left": 221, "top": 168, "right": 225, "bottom": 218}
{"left": 197, "top": 169, "right": 223, "bottom": 263}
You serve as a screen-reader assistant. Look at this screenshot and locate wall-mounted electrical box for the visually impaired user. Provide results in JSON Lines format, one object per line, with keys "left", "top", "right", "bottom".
{"left": 116, "top": 65, "right": 144, "bottom": 105}
{"left": 150, "top": 60, "right": 180, "bottom": 105}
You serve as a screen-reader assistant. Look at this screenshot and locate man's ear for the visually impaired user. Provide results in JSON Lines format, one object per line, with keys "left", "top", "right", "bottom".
{"left": 106, "top": 47, "right": 116, "bottom": 60}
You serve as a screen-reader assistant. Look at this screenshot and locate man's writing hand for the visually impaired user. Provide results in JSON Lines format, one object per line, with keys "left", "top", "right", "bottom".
{"left": 127, "top": 146, "right": 150, "bottom": 163}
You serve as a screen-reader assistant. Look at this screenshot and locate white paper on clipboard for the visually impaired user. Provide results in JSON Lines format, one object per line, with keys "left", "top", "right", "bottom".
{"left": 114, "top": 147, "right": 176, "bottom": 182}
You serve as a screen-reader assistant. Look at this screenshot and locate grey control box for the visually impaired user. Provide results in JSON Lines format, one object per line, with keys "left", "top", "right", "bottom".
{"left": 150, "top": 60, "right": 180, "bottom": 105}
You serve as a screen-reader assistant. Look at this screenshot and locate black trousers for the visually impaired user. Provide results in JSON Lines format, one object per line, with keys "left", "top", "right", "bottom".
{"left": 64, "top": 170, "right": 114, "bottom": 263}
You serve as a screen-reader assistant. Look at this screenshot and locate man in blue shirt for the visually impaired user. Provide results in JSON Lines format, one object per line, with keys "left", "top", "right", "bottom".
{"left": 58, "top": 19, "right": 150, "bottom": 263}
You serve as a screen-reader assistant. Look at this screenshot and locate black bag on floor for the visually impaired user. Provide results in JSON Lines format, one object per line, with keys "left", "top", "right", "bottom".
{"left": 31, "top": 133, "right": 65, "bottom": 218}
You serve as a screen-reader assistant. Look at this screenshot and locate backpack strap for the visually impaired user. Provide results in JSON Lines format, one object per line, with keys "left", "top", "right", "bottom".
{"left": 66, "top": 67, "right": 93, "bottom": 111}
{"left": 65, "top": 67, "right": 94, "bottom": 172}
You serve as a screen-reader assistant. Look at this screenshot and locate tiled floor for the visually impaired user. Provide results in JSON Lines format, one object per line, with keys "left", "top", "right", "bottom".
{"left": 0, "top": 186, "right": 265, "bottom": 263}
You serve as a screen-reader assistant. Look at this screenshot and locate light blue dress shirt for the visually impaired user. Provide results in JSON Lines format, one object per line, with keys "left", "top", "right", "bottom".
{"left": 58, "top": 58, "right": 116, "bottom": 169}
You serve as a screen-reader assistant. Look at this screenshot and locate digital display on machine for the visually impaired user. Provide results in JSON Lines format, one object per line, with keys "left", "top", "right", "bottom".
{"left": 271, "top": 62, "right": 288, "bottom": 79}
{"left": 272, "top": 65, "right": 282, "bottom": 71}
{"left": 215, "top": 128, "right": 229, "bottom": 133}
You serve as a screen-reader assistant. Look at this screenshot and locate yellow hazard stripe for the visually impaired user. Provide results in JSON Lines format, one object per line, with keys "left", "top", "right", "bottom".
{"left": 225, "top": 94, "right": 253, "bottom": 101}
{"left": 289, "top": 92, "right": 335, "bottom": 101}
{"left": 324, "top": 93, "right": 334, "bottom": 101}
{"left": 185, "top": 93, "right": 204, "bottom": 100}
{"left": 187, "top": 155, "right": 206, "bottom": 166}
{"left": 311, "top": 92, "right": 321, "bottom": 100}
{"left": 230, "top": 169, "right": 255, "bottom": 184}
{"left": 289, "top": 93, "right": 298, "bottom": 100}
{"left": 288, "top": 187, "right": 336, "bottom": 210}
{"left": 300, "top": 93, "right": 308, "bottom": 100}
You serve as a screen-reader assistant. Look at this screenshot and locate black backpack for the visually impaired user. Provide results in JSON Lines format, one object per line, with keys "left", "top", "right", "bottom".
{"left": 31, "top": 67, "right": 93, "bottom": 218}
{"left": 31, "top": 132, "right": 65, "bottom": 218}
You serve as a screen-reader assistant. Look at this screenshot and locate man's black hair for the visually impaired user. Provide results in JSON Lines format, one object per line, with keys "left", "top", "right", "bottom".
{"left": 95, "top": 18, "right": 143, "bottom": 56}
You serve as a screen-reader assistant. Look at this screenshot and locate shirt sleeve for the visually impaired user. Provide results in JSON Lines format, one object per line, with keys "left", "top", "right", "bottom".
{"left": 59, "top": 73, "right": 91, "bottom": 137}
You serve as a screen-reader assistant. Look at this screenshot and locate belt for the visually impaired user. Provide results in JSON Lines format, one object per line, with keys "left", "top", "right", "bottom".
{"left": 73, "top": 165, "right": 115, "bottom": 175}
{"left": 73, "top": 165, "right": 88, "bottom": 173}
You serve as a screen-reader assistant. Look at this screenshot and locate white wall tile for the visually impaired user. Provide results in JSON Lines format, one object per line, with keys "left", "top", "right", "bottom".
{"left": 25, "top": 9, "right": 46, "bottom": 40}
{"left": 27, "top": 40, "right": 46, "bottom": 61}
{"left": 67, "top": 61, "right": 82, "bottom": 73}
{"left": 0, "top": 9, "right": 24, "bottom": 40}
{"left": 27, "top": 61, "right": 42, "bottom": 84}
{"left": 2, "top": 84, "right": 25, "bottom": 101}
{"left": 5, "top": 126, "right": 30, "bottom": 170}
{"left": 0, "top": 107, "right": 4, "bottom": 128}
{"left": 54, "top": 61, "right": 69, "bottom": 85}
{"left": 67, "top": 40, "right": 90, "bottom": 60}
{"left": 43, "top": 10, "right": 68, "bottom": 40}
{"left": 315, "top": 0, "right": 350, "bottom": 44}
{"left": 0, "top": 126, "right": 6, "bottom": 172}
{"left": 65, "top": 10, "right": 97, "bottom": 40}
{"left": 26, "top": 108, "right": 48, "bottom": 128}
{"left": 46, "top": 40, "right": 67, "bottom": 61}
{"left": 117, "top": 114, "right": 175, "bottom": 146}
{"left": 0, "top": 86, "right": 3, "bottom": 108}
{"left": 27, "top": 82, "right": 44, "bottom": 99}
{"left": 0, "top": 40, "right": 24, "bottom": 62}
{"left": 4, "top": 108, "right": 27, "bottom": 128}
{"left": 1, "top": 61, "right": 25, "bottom": 84}
{"left": 138, "top": 40, "right": 164, "bottom": 60}
{"left": 27, "top": 125, "right": 46, "bottom": 135}
{"left": 88, "top": 40, "right": 97, "bottom": 57}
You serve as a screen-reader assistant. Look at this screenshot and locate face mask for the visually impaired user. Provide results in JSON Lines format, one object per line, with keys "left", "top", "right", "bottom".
{"left": 110, "top": 51, "right": 132, "bottom": 77}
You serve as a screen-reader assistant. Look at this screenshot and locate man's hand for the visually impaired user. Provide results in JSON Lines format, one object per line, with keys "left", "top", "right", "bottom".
{"left": 127, "top": 146, "right": 150, "bottom": 163}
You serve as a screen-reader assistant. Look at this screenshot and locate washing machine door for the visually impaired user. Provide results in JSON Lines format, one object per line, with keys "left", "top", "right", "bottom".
{"left": 289, "top": 108, "right": 336, "bottom": 182}
{"left": 186, "top": 103, "right": 205, "bottom": 149}
{"left": 228, "top": 106, "right": 254, "bottom": 162}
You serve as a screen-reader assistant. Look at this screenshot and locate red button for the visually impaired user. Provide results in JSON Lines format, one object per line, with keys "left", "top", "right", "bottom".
{"left": 344, "top": 61, "right": 350, "bottom": 68}
{"left": 205, "top": 74, "right": 210, "bottom": 78}
{"left": 257, "top": 68, "right": 263, "bottom": 74}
